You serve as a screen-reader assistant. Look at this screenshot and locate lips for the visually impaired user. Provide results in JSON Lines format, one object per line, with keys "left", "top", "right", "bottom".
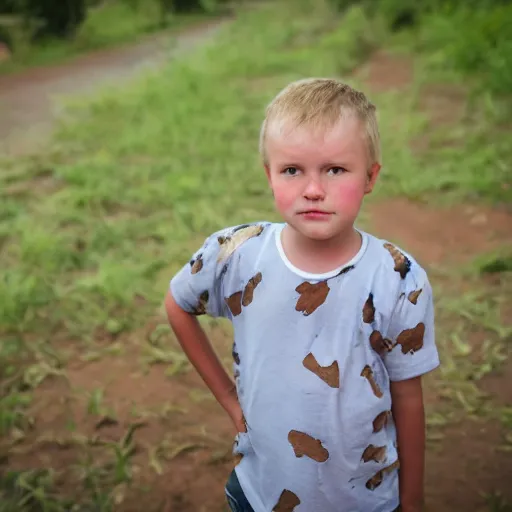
{"left": 298, "top": 210, "right": 332, "bottom": 220}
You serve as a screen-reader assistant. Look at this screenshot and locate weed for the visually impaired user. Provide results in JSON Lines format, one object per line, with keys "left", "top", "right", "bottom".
{"left": 0, "top": 469, "right": 70, "bottom": 512}
{"left": 87, "top": 388, "right": 105, "bottom": 416}
{"left": 484, "top": 491, "right": 512, "bottom": 512}
{"left": 432, "top": 277, "right": 511, "bottom": 417}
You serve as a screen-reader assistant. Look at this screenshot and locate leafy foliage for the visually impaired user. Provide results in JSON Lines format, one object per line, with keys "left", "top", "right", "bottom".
{"left": 329, "top": 0, "right": 512, "bottom": 94}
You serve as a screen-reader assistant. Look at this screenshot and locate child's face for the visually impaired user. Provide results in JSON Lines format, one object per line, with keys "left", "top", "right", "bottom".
{"left": 264, "top": 116, "right": 380, "bottom": 242}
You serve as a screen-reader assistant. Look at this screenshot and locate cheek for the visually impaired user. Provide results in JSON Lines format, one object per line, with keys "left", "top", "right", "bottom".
{"left": 333, "top": 180, "right": 366, "bottom": 213}
{"left": 271, "top": 181, "right": 297, "bottom": 212}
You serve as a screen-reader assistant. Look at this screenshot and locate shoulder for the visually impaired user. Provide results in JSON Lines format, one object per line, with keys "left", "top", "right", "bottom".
{"left": 362, "top": 231, "right": 430, "bottom": 300}
{"left": 194, "top": 221, "right": 275, "bottom": 268}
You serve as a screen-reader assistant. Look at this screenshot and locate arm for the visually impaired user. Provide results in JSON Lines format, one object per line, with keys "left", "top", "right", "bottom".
{"left": 391, "top": 376, "right": 425, "bottom": 512}
{"left": 380, "top": 263, "right": 439, "bottom": 512}
{"left": 164, "top": 290, "right": 246, "bottom": 433}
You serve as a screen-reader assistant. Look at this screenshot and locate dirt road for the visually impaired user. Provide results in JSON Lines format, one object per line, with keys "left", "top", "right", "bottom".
{"left": 0, "top": 19, "right": 227, "bottom": 156}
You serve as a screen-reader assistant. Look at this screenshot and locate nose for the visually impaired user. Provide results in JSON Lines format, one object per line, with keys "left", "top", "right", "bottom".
{"left": 303, "top": 176, "right": 325, "bottom": 201}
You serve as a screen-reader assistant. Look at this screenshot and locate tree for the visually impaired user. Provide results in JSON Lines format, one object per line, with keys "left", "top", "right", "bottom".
{"left": 24, "top": 0, "right": 87, "bottom": 38}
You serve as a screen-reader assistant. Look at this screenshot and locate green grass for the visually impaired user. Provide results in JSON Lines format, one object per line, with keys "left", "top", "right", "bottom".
{"left": 0, "top": 2, "right": 213, "bottom": 74}
{"left": 0, "top": 0, "right": 511, "bottom": 508}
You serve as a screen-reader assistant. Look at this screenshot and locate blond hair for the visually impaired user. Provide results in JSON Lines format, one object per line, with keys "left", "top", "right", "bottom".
{"left": 259, "top": 78, "right": 381, "bottom": 166}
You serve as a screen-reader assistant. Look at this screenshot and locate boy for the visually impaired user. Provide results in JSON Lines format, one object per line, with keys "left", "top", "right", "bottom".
{"left": 165, "top": 79, "right": 440, "bottom": 512}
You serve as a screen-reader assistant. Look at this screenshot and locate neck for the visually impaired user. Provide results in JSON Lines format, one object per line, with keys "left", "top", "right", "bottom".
{"left": 281, "top": 225, "right": 362, "bottom": 275}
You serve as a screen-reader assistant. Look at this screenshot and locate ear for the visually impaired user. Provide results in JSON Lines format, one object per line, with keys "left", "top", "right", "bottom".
{"left": 364, "top": 162, "right": 381, "bottom": 195}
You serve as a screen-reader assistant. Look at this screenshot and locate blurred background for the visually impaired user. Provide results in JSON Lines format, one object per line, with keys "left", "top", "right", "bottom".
{"left": 0, "top": 0, "right": 511, "bottom": 511}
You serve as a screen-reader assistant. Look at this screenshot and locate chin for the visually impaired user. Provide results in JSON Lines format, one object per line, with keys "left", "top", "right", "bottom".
{"left": 304, "top": 228, "right": 341, "bottom": 242}
{"left": 288, "top": 219, "right": 348, "bottom": 242}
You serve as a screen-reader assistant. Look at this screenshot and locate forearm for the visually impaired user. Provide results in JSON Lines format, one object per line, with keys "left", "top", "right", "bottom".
{"left": 391, "top": 378, "right": 426, "bottom": 512}
{"left": 164, "top": 290, "right": 236, "bottom": 411}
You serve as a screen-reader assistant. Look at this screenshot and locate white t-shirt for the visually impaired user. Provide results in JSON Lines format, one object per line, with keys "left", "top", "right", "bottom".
{"left": 170, "top": 221, "right": 440, "bottom": 512}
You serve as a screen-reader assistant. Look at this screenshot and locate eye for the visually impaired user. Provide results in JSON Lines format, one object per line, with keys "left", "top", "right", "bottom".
{"left": 327, "top": 167, "right": 346, "bottom": 175}
{"left": 282, "top": 167, "right": 299, "bottom": 176}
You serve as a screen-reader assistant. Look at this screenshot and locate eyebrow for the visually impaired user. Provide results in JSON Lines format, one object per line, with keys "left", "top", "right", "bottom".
{"left": 277, "top": 161, "right": 353, "bottom": 169}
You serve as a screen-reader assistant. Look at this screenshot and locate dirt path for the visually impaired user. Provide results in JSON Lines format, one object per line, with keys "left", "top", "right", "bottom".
{"left": 0, "top": 19, "right": 227, "bottom": 156}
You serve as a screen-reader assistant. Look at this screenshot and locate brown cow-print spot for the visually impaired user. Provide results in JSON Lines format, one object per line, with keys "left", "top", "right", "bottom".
{"left": 384, "top": 243, "right": 411, "bottom": 279}
{"left": 408, "top": 288, "right": 423, "bottom": 304}
{"left": 363, "top": 293, "right": 375, "bottom": 323}
{"left": 225, "top": 273, "right": 263, "bottom": 316}
{"left": 302, "top": 353, "right": 339, "bottom": 388}
{"left": 362, "top": 444, "right": 387, "bottom": 463}
{"left": 288, "top": 430, "right": 329, "bottom": 462}
{"left": 372, "top": 410, "right": 391, "bottom": 433}
{"left": 396, "top": 322, "right": 425, "bottom": 354}
{"left": 242, "top": 272, "right": 262, "bottom": 307}
{"left": 273, "top": 490, "right": 301, "bottom": 511}
{"left": 295, "top": 281, "right": 330, "bottom": 316}
{"left": 190, "top": 254, "right": 203, "bottom": 274}
{"left": 369, "top": 331, "right": 394, "bottom": 356}
{"left": 366, "top": 460, "right": 400, "bottom": 491}
{"left": 225, "top": 291, "right": 243, "bottom": 316}
{"left": 361, "top": 365, "right": 383, "bottom": 398}
{"left": 192, "top": 290, "right": 209, "bottom": 315}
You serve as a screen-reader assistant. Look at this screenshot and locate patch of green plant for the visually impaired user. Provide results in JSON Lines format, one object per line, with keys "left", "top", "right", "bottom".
{"left": 473, "top": 250, "right": 512, "bottom": 275}
{"left": 0, "top": 469, "right": 71, "bottom": 512}
{"left": 431, "top": 276, "right": 511, "bottom": 417}
{"left": 416, "top": 5, "right": 512, "bottom": 96}
{"left": 328, "top": 0, "right": 512, "bottom": 97}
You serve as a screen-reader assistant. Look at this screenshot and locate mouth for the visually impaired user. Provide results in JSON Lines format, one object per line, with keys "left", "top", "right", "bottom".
{"left": 298, "top": 210, "right": 331, "bottom": 215}
{"left": 297, "top": 210, "right": 333, "bottom": 220}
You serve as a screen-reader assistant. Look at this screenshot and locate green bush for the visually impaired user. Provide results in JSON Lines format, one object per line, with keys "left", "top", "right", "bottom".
{"left": 418, "top": 4, "right": 512, "bottom": 94}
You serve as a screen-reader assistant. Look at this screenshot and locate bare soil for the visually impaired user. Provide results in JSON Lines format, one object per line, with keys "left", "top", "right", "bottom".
{"left": 354, "top": 49, "right": 414, "bottom": 93}
{"left": 370, "top": 198, "right": 512, "bottom": 267}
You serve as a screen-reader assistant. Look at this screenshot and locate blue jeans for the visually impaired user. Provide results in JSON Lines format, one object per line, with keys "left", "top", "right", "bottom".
{"left": 225, "top": 469, "right": 255, "bottom": 512}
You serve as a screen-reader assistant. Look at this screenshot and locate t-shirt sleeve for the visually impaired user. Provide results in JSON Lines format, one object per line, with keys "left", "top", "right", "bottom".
{"left": 382, "top": 268, "right": 440, "bottom": 382}
{"left": 169, "top": 230, "right": 229, "bottom": 318}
